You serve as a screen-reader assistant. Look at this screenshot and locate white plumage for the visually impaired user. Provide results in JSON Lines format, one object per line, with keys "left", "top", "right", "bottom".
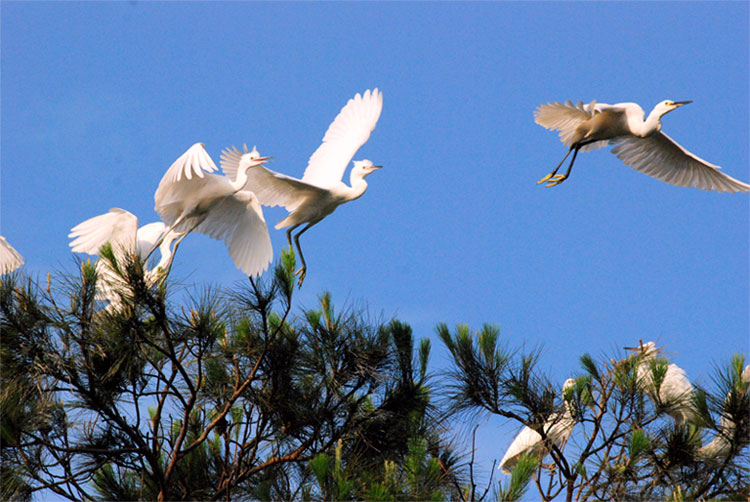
{"left": 535, "top": 99, "right": 750, "bottom": 192}
{"left": 627, "top": 341, "right": 696, "bottom": 423}
{"left": 698, "top": 365, "right": 750, "bottom": 459}
{"left": 221, "top": 89, "right": 384, "bottom": 287}
{"left": 69, "top": 208, "right": 182, "bottom": 308}
{"left": 499, "top": 379, "right": 577, "bottom": 475}
{"left": 154, "top": 143, "right": 273, "bottom": 277}
{"left": 0, "top": 236, "right": 24, "bottom": 275}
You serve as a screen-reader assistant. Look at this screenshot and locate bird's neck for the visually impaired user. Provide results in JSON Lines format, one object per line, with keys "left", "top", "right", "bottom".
{"left": 154, "top": 238, "right": 175, "bottom": 271}
{"left": 232, "top": 165, "right": 251, "bottom": 192}
{"left": 635, "top": 109, "right": 664, "bottom": 137}
{"left": 345, "top": 177, "right": 368, "bottom": 202}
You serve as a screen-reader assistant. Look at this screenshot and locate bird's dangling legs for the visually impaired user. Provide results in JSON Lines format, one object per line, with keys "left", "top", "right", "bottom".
{"left": 292, "top": 222, "right": 316, "bottom": 288}
{"left": 544, "top": 146, "right": 581, "bottom": 187}
{"left": 538, "top": 147, "right": 574, "bottom": 186}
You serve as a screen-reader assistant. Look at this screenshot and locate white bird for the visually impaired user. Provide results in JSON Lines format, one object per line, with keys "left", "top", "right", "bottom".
{"left": 69, "top": 208, "right": 183, "bottom": 308}
{"left": 499, "top": 378, "right": 577, "bottom": 475}
{"left": 626, "top": 341, "right": 696, "bottom": 423}
{"left": 220, "top": 88, "right": 383, "bottom": 287}
{"left": 698, "top": 364, "right": 750, "bottom": 460}
{"left": 0, "top": 236, "right": 24, "bottom": 275}
{"left": 153, "top": 143, "right": 273, "bottom": 277}
{"left": 535, "top": 99, "right": 750, "bottom": 192}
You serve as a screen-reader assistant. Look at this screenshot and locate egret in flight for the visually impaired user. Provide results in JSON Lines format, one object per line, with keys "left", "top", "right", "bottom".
{"left": 499, "top": 379, "right": 577, "bottom": 474}
{"left": 0, "top": 236, "right": 24, "bottom": 275}
{"left": 626, "top": 341, "right": 696, "bottom": 423}
{"left": 69, "top": 208, "right": 184, "bottom": 309}
{"left": 153, "top": 143, "right": 273, "bottom": 278}
{"left": 220, "top": 88, "right": 383, "bottom": 287}
{"left": 535, "top": 99, "right": 750, "bottom": 192}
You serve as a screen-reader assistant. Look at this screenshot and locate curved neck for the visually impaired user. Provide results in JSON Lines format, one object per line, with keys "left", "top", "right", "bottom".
{"left": 345, "top": 177, "right": 368, "bottom": 202}
{"left": 232, "top": 164, "right": 251, "bottom": 192}
{"left": 633, "top": 108, "right": 664, "bottom": 137}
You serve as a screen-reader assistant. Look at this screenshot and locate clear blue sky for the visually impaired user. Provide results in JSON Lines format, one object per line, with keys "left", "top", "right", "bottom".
{"left": 2, "top": 1, "right": 748, "bottom": 493}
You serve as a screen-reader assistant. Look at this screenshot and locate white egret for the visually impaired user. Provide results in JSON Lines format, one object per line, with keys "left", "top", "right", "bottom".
{"left": 220, "top": 88, "right": 383, "bottom": 287}
{"left": 69, "top": 208, "right": 184, "bottom": 309}
{"left": 698, "top": 365, "right": 750, "bottom": 459}
{"left": 535, "top": 99, "right": 750, "bottom": 192}
{"left": 626, "top": 341, "right": 696, "bottom": 423}
{"left": 153, "top": 143, "right": 273, "bottom": 277}
{"left": 499, "top": 379, "right": 576, "bottom": 475}
{"left": 0, "top": 236, "right": 24, "bottom": 274}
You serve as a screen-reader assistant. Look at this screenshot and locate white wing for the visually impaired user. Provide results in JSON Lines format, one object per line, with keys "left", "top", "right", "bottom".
{"left": 193, "top": 191, "right": 273, "bottom": 277}
{"left": 610, "top": 132, "right": 749, "bottom": 193}
{"left": 498, "top": 413, "right": 574, "bottom": 475}
{"left": 135, "top": 222, "right": 168, "bottom": 257}
{"left": 302, "top": 88, "right": 383, "bottom": 188}
{"left": 0, "top": 236, "right": 24, "bottom": 274}
{"left": 221, "top": 146, "right": 325, "bottom": 210}
{"left": 155, "top": 143, "right": 219, "bottom": 208}
{"left": 69, "top": 208, "right": 139, "bottom": 255}
{"left": 534, "top": 100, "right": 612, "bottom": 152}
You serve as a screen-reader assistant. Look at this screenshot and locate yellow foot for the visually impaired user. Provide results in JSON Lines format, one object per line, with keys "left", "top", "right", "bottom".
{"left": 537, "top": 172, "right": 556, "bottom": 184}
{"left": 295, "top": 266, "right": 307, "bottom": 288}
{"left": 544, "top": 174, "right": 568, "bottom": 187}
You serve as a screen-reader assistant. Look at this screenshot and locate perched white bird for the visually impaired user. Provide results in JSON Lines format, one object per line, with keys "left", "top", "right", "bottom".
{"left": 221, "top": 89, "right": 383, "bottom": 287}
{"left": 535, "top": 99, "right": 750, "bottom": 192}
{"left": 698, "top": 365, "right": 750, "bottom": 460}
{"left": 499, "top": 378, "right": 577, "bottom": 475}
{"left": 69, "top": 208, "right": 183, "bottom": 308}
{"left": 153, "top": 143, "right": 273, "bottom": 277}
{"left": 626, "top": 341, "right": 696, "bottom": 423}
{"left": 0, "top": 236, "right": 24, "bottom": 275}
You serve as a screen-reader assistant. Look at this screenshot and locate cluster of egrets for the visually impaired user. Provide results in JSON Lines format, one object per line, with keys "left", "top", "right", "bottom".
{"left": 0, "top": 93, "right": 748, "bottom": 470}
{"left": 2, "top": 94, "right": 748, "bottom": 287}
{"left": 498, "top": 341, "right": 750, "bottom": 474}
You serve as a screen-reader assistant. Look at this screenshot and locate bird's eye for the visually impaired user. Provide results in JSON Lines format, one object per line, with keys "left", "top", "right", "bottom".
{"left": 665, "top": 101, "right": 673, "bottom": 106}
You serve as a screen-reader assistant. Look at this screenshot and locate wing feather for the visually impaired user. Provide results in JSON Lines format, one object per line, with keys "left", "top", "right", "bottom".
{"left": 194, "top": 192, "right": 273, "bottom": 277}
{"left": 0, "top": 236, "right": 24, "bottom": 274}
{"left": 302, "top": 88, "right": 383, "bottom": 188}
{"left": 155, "top": 143, "right": 219, "bottom": 208}
{"left": 220, "top": 146, "right": 325, "bottom": 210}
{"left": 610, "top": 132, "right": 749, "bottom": 193}
{"left": 69, "top": 208, "right": 139, "bottom": 255}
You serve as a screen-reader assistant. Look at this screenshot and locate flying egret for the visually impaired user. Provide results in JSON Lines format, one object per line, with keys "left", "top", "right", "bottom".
{"left": 697, "top": 365, "right": 750, "bottom": 460}
{"left": 499, "top": 379, "right": 577, "bottom": 475}
{"left": 535, "top": 99, "right": 750, "bottom": 192}
{"left": 0, "top": 236, "right": 24, "bottom": 275}
{"left": 153, "top": 143, "right": 273, "bottom": 278}
{"left": 220, "top": 88, "right": 383, "bottom": 287}
{"left": 69, "top": 208, "right": 184, "bottom": 309}
{"left": 626, "top": 341, "right": 696, "bottom": 423}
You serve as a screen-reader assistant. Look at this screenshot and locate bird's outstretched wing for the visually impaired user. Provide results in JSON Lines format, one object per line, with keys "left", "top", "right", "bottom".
{"left": 69, "top": 208, "right": 139, "bottom": 255}
{"left": 535, "top": 100, "right": 611, "bottom": 152}
{"left": 499, "top": 425, "right": 544, "bottom": 475}
{"left": 610, "top": 132, "right": 750, "bottom": 193}
{"left": 221, "top": 146, "right": 325, "bottom": 211}
{"left": 0, "top": 236, "right": 24, "bottom": 275}
{"left": 193, "top": 191, "right": 273, "bottom": 277}
{"left": 302, "top": 88, "right": 383, "bottom": 188}
{"left": 155, "top": 143, "right": 219, "bottom": 207}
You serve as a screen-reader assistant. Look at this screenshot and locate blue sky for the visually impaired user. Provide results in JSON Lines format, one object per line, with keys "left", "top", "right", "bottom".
{"left": 2, "top": 0, "right": 748, "bottom": 492}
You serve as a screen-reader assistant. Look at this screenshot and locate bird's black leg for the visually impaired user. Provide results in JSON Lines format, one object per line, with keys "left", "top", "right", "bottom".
{"left": 545, "top": 146, "right": 582, "bottom": 187}
{"left": 293, "top": 222, "right": 316, "bottom": 288}
{"left": 538, "top": 147, "right": 574, "bottom": 185}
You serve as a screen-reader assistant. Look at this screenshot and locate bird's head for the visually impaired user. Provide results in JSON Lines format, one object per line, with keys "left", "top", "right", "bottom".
{"left": 240, "top": 144, "right": 272, "bottom": 169}
{"left": 351, "top": 159, "right": 382, "bottom": 180}
{"left": 655, "top": 99, "right": 692, "bottom": 117}
{"left": 625, "top": 340, "right": 659, "bottom": 358}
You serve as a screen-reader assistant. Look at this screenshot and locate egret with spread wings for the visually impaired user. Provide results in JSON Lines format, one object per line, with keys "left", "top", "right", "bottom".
{"left": 153, "top": 143, "right": 273, "bottom": 278}
{"left": 69, "top": 208, "right": 183, "bottom": 310}
{"left": 535, "top": 99, "right": 749, "bottom": 192}
{"left": 220, "top": 88, "right": 384, "bottom": 287}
